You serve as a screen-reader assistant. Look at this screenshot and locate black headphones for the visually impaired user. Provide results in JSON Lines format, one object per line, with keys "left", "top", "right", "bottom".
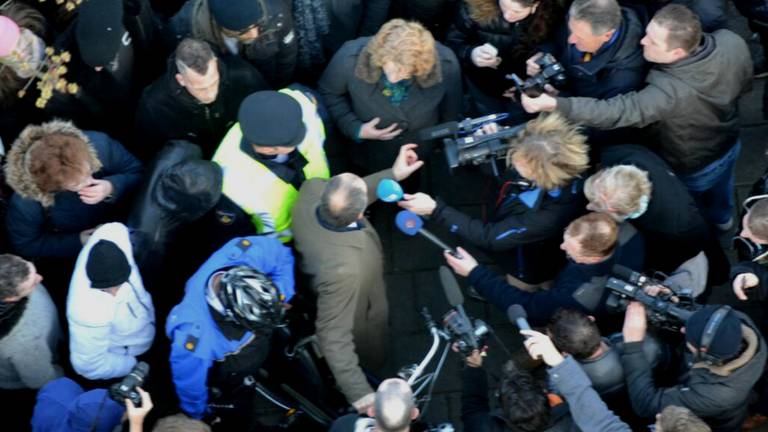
{"left": 695, "top": 305, "right": 733, "bottom": 365}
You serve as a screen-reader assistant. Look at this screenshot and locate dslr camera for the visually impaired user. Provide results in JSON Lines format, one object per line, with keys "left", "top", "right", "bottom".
{"left": 507, "top": 53, "right": 567, "bottom": 97}
{"left": 605, "top": 265, "right": 698, "bottom": 331}
{"left": 442, "top": 309, "right": 490, "bottom": 356}
{"left": 109, "top": 362, "right": 149, "bottom": 406}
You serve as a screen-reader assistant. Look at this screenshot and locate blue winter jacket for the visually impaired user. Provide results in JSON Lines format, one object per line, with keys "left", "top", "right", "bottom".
{"left": 166, "top": 236, "right": 295, "bottom": 419}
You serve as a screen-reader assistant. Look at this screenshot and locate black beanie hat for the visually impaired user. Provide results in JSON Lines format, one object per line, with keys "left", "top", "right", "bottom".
{"left": 238, "top": 91, "right": 306, "bottom": 147}
{"left": 685, "top": 305, "right": 742, "bottom": 361}
{"left": 86, "top": 240, "right": 131, "bottom": 289}
{"left": 76, "top": 0, "right": 126, "bottom": 68}
{"left": 209, "top": 0, "right": 264, "bottom": 32}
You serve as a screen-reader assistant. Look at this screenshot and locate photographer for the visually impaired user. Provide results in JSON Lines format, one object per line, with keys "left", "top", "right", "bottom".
{"left": 620, "top": 302, "right": 767, "bottom": 431}
{"left": 525, "top": 0, "right": 646, "bottom": 100}
{"left": 523, "top": 329, "right": 711, "bottom": 432}
{"left": 444, "top": 212, "right": 644, "bottom": 325}
{"left": 30, "top": 377, "right": 154, "bottom": 432}
{"left": 522, "top": 4, "right": 751, "bottom": 228}
{"left": 460, "top": 349, "right": 576, "bottom": 431}
{"left": 401, "top": 113, "right": 589, "bottom": 285}
{"left": 732, "top": 197, "right": 768, "bottom": 302}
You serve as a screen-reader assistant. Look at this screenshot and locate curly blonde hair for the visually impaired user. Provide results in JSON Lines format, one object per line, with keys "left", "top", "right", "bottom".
{"left": 355, "top": 19, "right": 440, "bottom": 87}
{"left": 506, "top": 113, "right": 589, "bottom": 190}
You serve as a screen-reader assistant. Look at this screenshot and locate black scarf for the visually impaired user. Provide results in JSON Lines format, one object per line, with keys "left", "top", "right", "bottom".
{"left": 0, "top": 298, "right": 29, "bottom": 339}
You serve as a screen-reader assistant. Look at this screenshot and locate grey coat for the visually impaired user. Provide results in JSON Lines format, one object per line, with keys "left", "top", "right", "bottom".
{"left": 318, "top": 37, "right": 463, "bottom": 171}
{"left": 291, "top": 169, "right": 393, "bottom": 406}
{"left": 0, "top": 285, "right": 63, "bottom": 389}
{"left": 557, "top": 30, "right": 752, "bottom": 174}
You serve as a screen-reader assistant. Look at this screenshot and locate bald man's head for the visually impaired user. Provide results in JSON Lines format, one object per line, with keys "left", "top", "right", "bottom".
{"left": 318, "top": 173, "right": 368, "bottom": 228}
{"left": 372, "top": 378, "right": 417, "bottom": 432}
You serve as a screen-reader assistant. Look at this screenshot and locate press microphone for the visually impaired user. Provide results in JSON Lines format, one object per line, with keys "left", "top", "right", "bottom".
{"left": 440, "top": 265, "right": 464, "bottom": 307}
{"left": 395, "top": 210, "right": 462, "bottom": 258}
{"left": 376, "top": 179, "right": 404, "bottom": 203}
{"left": 507, "top": 304, "right": 532, "bottom": 335}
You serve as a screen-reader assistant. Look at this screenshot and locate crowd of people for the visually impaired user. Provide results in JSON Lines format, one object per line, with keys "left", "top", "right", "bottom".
{"left": 1, "top": 0, "right": 768, "bottom": 431}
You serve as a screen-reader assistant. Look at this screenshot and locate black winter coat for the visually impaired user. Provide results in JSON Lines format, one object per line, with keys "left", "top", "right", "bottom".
{"left": 165, "top": 0, "right": 298, "bottom": 88}
{"left": 321, "top": 0, "right": 391, "bottom": 55}
{"left": 552, "top": 7, "right": 646, "bottom": 99}
{"left": 430, "top": 172, "right": 586, "bottom": 283}
{"left": 135, "top": 55, "right": 268, "bottom": 160}
{"left": 600, "top": 145, "right": 711, "bottom": 273}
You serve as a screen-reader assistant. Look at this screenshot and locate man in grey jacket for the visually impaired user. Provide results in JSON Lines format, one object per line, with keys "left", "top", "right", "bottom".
{"left": 522, "top": 4, "right": 752, "bottom": 229}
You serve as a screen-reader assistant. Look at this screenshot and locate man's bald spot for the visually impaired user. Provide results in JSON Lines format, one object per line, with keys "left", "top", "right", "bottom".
{"left": 375, "top": 378, "right": 415, "bottom": 431}
{"left": 327, "top": 173, "right": 365, "bottom": 214}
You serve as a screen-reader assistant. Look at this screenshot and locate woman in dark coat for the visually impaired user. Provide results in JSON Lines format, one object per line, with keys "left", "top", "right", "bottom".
{"left": 445, "top": 0, "right": 560, "bottom": 115}
{"left": 318, "top": 18, "right": 462, "bottom": 173}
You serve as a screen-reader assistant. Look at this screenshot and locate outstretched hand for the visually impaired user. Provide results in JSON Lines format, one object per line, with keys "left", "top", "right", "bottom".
{"left": 392, "top": 143, "right": 424, "bottom": 181}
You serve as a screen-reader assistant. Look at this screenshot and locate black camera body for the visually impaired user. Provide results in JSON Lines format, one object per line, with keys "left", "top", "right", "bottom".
{"left": 605, "top": 266, "right": 698, "bottom": 331}
{"left": 443, "top": 309, "right": 490, "bottom": 356}
{"left": 109, "top": 362, "right": 149, "bottom": 407}
{"left": 507, "top": 53, "right": 567, "bottom": 97}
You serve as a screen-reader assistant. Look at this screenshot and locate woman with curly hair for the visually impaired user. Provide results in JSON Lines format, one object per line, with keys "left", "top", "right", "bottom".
{"left": 446, "top": 0, "right": 561, "bottom": 115}
{"left": 318, "top": 18, "right": 462, "bottom": 173}
{"left": 400, "top": 113, "right": 589, "bottom": 285}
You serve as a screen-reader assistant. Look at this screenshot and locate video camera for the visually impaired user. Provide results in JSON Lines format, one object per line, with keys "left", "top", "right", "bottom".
{"left": 438, "top": 266, "right": 490, "bottom": 356}
{"left": 109, "top": 361, "right": 149, "bottom": 407}
{"left": 506, "top": 53, "right": 567, "bottom": 98}
{"left": 419, "top": 114, "right": 525, "bottom": 177}
{"left": 605, "top": 265, "right": 698, "bottom": 332}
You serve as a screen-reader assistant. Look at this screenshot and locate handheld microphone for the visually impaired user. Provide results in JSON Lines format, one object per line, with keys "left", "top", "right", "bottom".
{"left": 376, "top": 179, "right": 404, "bottom": 203}
{"left": 440, "top": 266, "right": 464, "bottom": 307}
{"left": 395, "top": 211, "right": 463, "bottom": 258}
{"left": 507, "top": 304, "right": 532, "bottom": 335}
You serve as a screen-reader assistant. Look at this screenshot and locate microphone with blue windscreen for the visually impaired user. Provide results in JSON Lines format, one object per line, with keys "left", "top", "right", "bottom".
{"left": 376, "top": 179, "right": 404, "bottom": 203}
{"left": 395, "top": 210, "right": 462, "bottom": 258}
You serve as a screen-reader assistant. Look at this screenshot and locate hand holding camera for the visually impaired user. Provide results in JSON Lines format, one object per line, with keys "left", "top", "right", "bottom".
{"left": 733, "top": 273, "right": 759, "bottom": 300}
{"left": 126, "top": 387, "right": 153, "bottom": 431}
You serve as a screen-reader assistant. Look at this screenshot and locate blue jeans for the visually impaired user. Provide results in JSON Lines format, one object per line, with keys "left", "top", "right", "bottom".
{"left": 678, "top": 140, "right": 741, "bottom": 226}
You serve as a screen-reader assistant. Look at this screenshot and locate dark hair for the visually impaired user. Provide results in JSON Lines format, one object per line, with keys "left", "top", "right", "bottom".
{"left": 175, "top": 38, "right": 216, "bottom": 75}
{"left": 498, "top": 361, "right": 551, "bottom": 431}
{"left": 652, "top": 4, "right": 702, "bottom": 53}
{"left": 318, "top": 174, "right": 368, "bottom": 228}
{"left": 547, "top": 308, "right": 601, "bottom": 360}
{"left": 569, "top": 0, "right": 621, "bottom": 34}
{"left": 0, "top": 254, "right": 31, "bottom": 299}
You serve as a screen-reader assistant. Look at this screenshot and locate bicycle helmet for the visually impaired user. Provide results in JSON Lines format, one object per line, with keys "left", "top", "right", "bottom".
{"left": 217, "top": 266, "right": 284, "bottom": 332}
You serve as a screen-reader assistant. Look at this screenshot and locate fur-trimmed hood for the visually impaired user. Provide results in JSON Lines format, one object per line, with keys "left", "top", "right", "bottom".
{"left": 354, "top": 40, "right": 443, "bottom": 88}
{"left": 465, "top": 0, "right": 502, "bottom": 25}
{"left": 4, "top": 120, "right": 102, "bottom": 207}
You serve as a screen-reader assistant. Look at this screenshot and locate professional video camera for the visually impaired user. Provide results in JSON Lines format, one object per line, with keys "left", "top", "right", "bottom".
{"left": 506, "top": 53, "right": 567, "bottom": 97}
{"left": 438, "top": 267, "right": 490, "bottom": 356}
{"left": 109, "top": 361, "right": 149, "bottom": 406}
{"left": 419, "top": 114, "right": 525, "bottom": 176}
{"left": 605, "top": 265, "right": 699, "bottom": 331}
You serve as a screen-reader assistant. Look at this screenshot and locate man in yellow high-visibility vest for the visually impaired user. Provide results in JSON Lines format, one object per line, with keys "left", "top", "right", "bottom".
{"left": 213, "top": 89, "right": 330, "bottom": 243}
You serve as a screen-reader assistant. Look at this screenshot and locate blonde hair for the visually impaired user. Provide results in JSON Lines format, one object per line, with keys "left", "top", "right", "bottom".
{"left": 506, "top": 113, "right": 589, "bottom": 190}
{"left": 585, "top": 165, "right": 652, "bottom": 220}
{"left": 355, "top": 19, "right": 439, "bottom": 86}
